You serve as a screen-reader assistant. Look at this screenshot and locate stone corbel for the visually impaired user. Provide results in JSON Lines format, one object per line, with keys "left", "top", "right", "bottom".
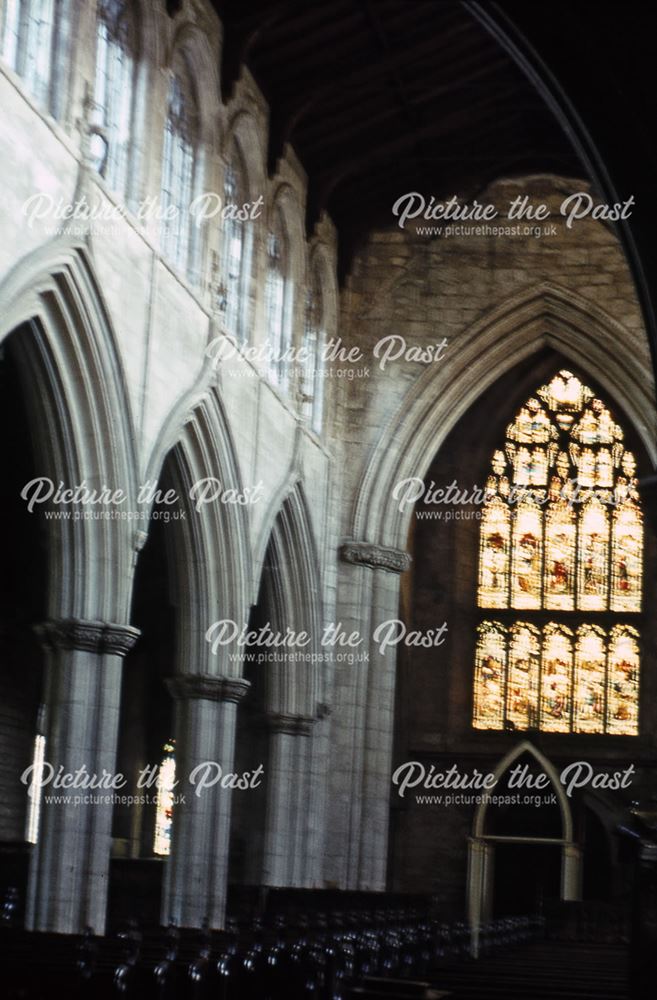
{"left": 340, "top": 540, "right": 412, "bottom": 574}
{"left": 265, "top": 712, "right": 315, "bottom": 736}
{"left": 166, "top": 674, "right": 251, "bottom": 703}
{"left": 35, "top": 619, "right": 141, "bottom": 657}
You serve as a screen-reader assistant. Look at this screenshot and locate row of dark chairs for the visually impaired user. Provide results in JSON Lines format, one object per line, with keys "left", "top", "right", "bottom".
{"left": 1, "top": 886, "right": 544, "bottom": 1000}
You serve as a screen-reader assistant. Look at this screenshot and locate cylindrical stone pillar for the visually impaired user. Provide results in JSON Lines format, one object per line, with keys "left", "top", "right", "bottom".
{"left": 331, "top": 541, "right": 411, "bottom": 891}
{"left": 161, "top": 674, "right": 250, "bottom": 929}
{"left": 262, "top": 713, "right": 313, "bottom": 886}
{"left": 26, "top": 618, "right": 140, "bottom": 935}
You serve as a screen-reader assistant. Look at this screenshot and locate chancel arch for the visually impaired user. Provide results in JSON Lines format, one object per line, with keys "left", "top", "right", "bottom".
{"left": 387, "top": 341, "right": 657, "bottom": 939}
{"left": 329, "top": 284, "right": 656, "bottom": 894}
{"left": 352, "top": 283, "right": 657, "bottom": 555}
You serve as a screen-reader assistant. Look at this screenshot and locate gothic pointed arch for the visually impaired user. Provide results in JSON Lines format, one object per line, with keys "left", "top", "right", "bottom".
{"left": 472, "top": 740, "right": 573, "bottom": 841}
{"left": 352, "top": 284, "right": 657, "bottom": 554}
{"left": 144, "top": 386, "right": 253, "bottom": 675}
{"left": 256, "top": 480, "right": 323, "bottom": 719}
{"left": 0, "top": 240, "right": 138, "bottom": 621}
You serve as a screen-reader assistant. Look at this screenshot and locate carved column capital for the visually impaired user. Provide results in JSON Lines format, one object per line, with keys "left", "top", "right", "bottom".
{"left": 340, "top": 540, "right": 412, "bottom": 574}
{"left": 265, "top": 712, "right": 315, "bottom": 736}
{"left": 35, "top": 619, "right": 140, "bottom": 657}
{"left": 166, "top": 674, "right": 251, "bottom": 704}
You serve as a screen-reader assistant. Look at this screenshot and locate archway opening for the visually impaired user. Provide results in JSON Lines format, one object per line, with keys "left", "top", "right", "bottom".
{"left": 108, "top": 459, "right": 177, "bottom": 930}
{"left": 0, "top": 329, "right": 48, "bottom": 922}
{"left": 228, "top": 563, "right": 272, "bottom": 897}
{"left": 582, "top": 807, "right": 612, "bottom": 902}
{"left": 493, "top": 843, "right": 562, "bottom": 917}
{"left": 484, "top": 751, "right": 566, "bottom": 917}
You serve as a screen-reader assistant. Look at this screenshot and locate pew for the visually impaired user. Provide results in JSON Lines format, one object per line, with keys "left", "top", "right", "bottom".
{"left": 0, "top": 885, "right": 553, "bottom": 1000}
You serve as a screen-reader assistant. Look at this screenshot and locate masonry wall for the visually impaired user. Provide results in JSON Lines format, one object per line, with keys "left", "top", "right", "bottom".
{"left": 328, "top": 174, "right": 657, "bottom": 902}
{"left": 1, "top": 0, "right": 656, "bottom": 931}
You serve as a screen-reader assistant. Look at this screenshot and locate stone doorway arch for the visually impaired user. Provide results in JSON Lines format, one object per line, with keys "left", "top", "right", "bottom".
{"left": 466, "top": 740, "right": 582, "bottom": 955}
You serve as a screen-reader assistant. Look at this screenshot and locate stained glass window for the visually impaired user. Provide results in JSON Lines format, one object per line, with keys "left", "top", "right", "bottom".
{"left": 607, "top": 626, "right": 640, "bottom": 735}
{"left": 511, "top": 499, "right": 543, "bottom": 609}
{"left": 301, "top": 263, "right": 325, "bottom": 434}
{"left": 25, "top": 732, "right": 46, "bottom": 844}
{"left": 474, "top": 370, "right": 643, "bottom": 735}
{"left": 574, "top": 625, "right": 606, "bottom": 734}
{"left": 544, "top": 499, "right": 576, "bottom": 611}
{"left": 153, "top": 740, "right": 176, "bottom": 856}
{"left": 611, "top": 497, "right": 643, "bottom": 612}
{"left": 473, "top": 621, "right": 506, "bottom": 730}
{"left": 577, "top": 496, "right": 609, "bottom": 611}
{"left": 264, "top": 209, "right": 292, "bottom": 389}
{"left": 221, "top": 145, "right": 252, "bottom": 342}
{"left": 507, "top": 623, "right": 540, "bottom": 729}
{"left": 537, "top": 624, "right": 573, "bottom": 731}
{"left": 160, "top": 62, "right": 198, "bottom": 279}
{"left": 478, "top": 497, "right": 510, "bottom": 608}
{"left": 93, "top": 0, "right": 135, "bottom": 198}
{"left": 1, "top": 0, "right": 61, "bottom": 112}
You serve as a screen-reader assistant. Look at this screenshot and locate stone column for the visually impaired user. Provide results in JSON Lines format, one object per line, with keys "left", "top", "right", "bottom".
{"left": 162, "top": 674, "right": 250, "bottom": 929}
{"left": 303, "top": 706, "right": 331, "bottom": 887}
{"left": 27, "top": 618, "right": 139, "bottom": 935}
{"left": 325, "top": 558, "right": 373, "bottom": 888}
{"left": 262, "top": 713, "right": 313, "bottom": 886}
{"left": 334, "top": 541, "right": 411, "bottom": 890}
{"left": 561, "top": 841, "right": 582, "bottom": 901}
{"left": 467, "top": 837, "right": 495, "bottom": 956}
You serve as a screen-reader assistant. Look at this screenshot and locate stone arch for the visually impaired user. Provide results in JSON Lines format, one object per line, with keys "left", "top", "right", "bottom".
{"left": 133, "top": 0, "right": 166, "bottom": 69}
{"left": 467, "top": 739, "right": 581, "bottom": 952}
{"left": 353, "top": 283, "right": 657, "bottom": 554}
{"left": 305, "top": 239, "right": 339, "bottom": 435}
{"left": 0, "top": 239, "right": 138, "bottom": 621}
{"left": 256, "top": 479, "right": 323, "bottom": 718}
{"left": 145, "top": 385, "right": 253, "bottom": 674}
{"left": 224, "top": 108, "right": 267, "bottom": 201}
{"left": 472, "top": 739, "right": 573, "bottom": 841}
{"left": 268, "top": 180, "right": 308, "bottom": 322}
{"left": 0, "top": 240, "right": 140, "bottom": 934}
{"left": 138, "top": 388, "right": 254, "bottom": 929}
{"left": 308, "top": 238, "right": 339, "bottom": 341}
{"left": 230, "top": 479, "right": 324, "bottom": 889}
{"left": 217, "top": 109, "right": 265, "bottom": 343}
{"left": 166, "top": 19, "right": 221, "bottom": 150}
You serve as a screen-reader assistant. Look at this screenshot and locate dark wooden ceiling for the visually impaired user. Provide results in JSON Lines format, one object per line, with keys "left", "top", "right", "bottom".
{"left": 212, "top": 0, "right": 583, "bottom": 274}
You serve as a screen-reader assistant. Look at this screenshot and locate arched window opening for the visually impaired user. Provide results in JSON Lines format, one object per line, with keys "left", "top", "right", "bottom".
{"left": 92, "top": 0, "right": 136, "bottom": 198}
{"left": 219, "top": 145, "right": 252, "bottom": 342}
{"left": 1, "top": 0, "right": 61, "bottom": 111}
{"left": 264, "top": 208, "right": 292, "bottom": 389}
{"left": 25, "top": 727, "right": 45, "bottom": 844}
{"left": 153, "top": 738, "right": 176, "bottom": 856}
{"left": 301, "top": 263, "right": 325, "bottom": 434}
{"left": 474, "top": 370, "right": 643, "bottom": 735}
{"left": 160, "top": 60, "right": 198, "bottom": 279}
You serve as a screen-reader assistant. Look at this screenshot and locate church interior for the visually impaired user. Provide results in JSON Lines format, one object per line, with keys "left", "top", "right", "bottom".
{"left": 1, "top": 1, "right": 656, "bottom": 998}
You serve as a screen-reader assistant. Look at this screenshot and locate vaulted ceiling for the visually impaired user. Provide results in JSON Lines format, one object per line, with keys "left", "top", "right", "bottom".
{"left": 211, "top": 0, "right": 657, "bottom": 371}
{"left": 214, "top": 1, "right": 582, "bottom": 269}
